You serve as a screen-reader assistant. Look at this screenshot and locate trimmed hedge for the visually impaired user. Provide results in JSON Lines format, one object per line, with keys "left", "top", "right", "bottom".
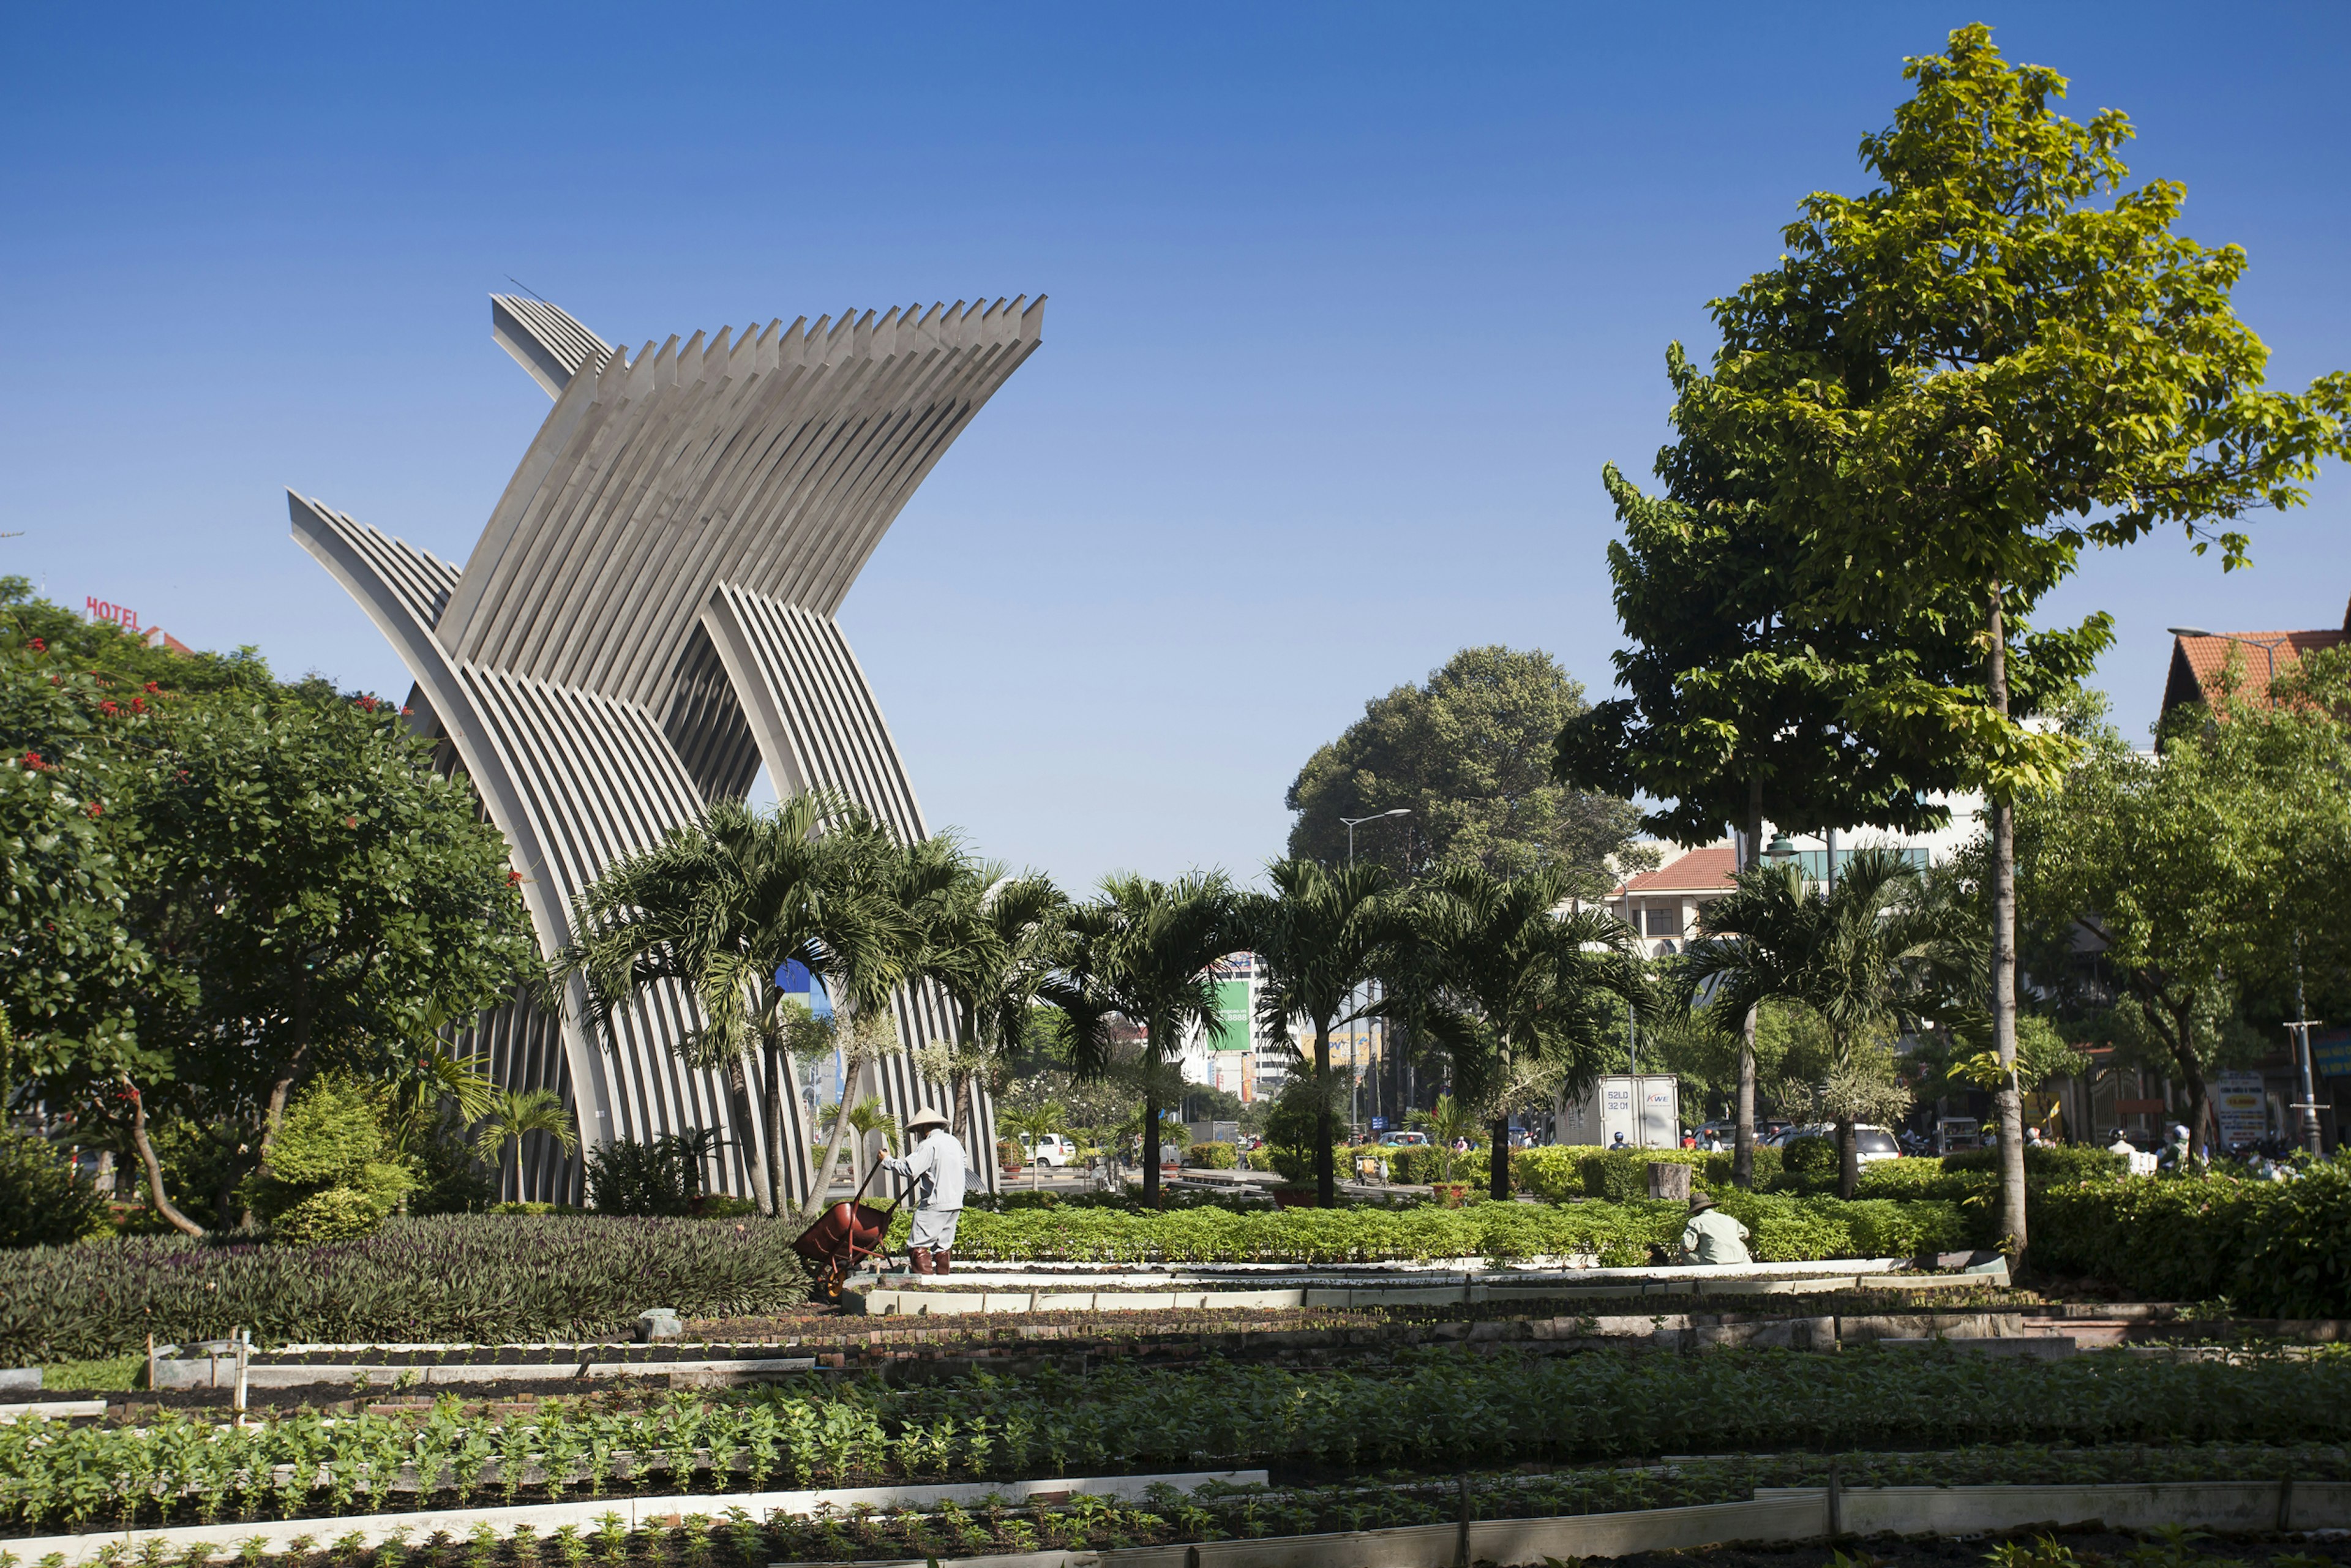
{"left": 1185, "top": 1141, "right": 1238, "bottom": 1169}
{"left": 893, "top": 1193, "right": 1967, "bottom": 1266}
{"left": 2031, "top": 1161, "right": 2351, "bottom": 1315}
{"left": 0, "top": 1214, "right": 811, "bottom": 1363}
{"left": 1512, "top": 1145, "right": 1783, "bottom": 1202}
{"left": 1945, "top": 1144, "right": 2128, "bottom": 1184}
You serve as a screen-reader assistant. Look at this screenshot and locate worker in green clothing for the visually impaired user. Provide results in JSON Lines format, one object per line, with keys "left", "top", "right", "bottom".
{"left": 1679, "top": 1192, "right": 1752, "bottom": 1266}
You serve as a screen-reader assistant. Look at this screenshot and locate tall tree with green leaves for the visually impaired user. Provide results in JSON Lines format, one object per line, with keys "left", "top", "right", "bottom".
{"left": 1657, "top": 25, "right": 2351, "bottom": 1253}
{"left": 1049, "top": 872, "right": 1237, "bottom": 1205}
{"left": 1556, "top": 450, "right": 1978, "bottom": 1188}
{"left": 1288, "top": 646, "right": 1640, "bottom": 889}
{"left": 1404, "top": 864, "right": 1636, "bottom": 1200}
{"left": 1234, "top": 859, "right": 1398, "bottom": 1207}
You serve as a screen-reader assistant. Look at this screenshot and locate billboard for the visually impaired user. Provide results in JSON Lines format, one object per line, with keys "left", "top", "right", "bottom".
{"left": 1210, "top": 979, "right": 1252, "bottom": 1051}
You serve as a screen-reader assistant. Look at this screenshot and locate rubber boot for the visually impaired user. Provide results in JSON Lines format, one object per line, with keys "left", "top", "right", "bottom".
{"left": 933, "top": 1248, "right": 951, "bottom": 1276}
{"left": 909, "top": 1247, "right": 933, "bottom": 1276}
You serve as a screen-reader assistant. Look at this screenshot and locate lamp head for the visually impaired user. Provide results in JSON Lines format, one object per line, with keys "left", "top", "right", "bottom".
{"left": 2167, "top": 626, "right": 2213, "bottom": 639}
{"left": 1764, "top": 831, "right": 1798, "bottom": 863}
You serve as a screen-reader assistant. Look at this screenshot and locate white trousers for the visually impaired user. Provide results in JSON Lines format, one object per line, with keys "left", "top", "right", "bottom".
{"left": 909, "top": 1207, "right": 961, "bottom": 1251}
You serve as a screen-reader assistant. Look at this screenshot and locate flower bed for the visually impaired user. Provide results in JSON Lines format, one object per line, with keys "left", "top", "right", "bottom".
{"left": 6, "top": 1346, "right": 2348, "bottom": 1533}
{"left": 0, "top": 1217, "right": 811, "bottom": 1365}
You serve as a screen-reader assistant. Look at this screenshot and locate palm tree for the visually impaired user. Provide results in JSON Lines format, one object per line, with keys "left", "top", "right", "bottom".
{"left": 559, "top": 790, "right": 913, "bottom": 1221}
{"left": 1404, "top": 864, "right": 1638, "bottom": 1200}
{"left": 1049, "top": 872, "right": 1237, "bottom": 1205}
{"left": 1679, "top": 846, "right": 1953, "bottom": 1198}
{"left": 815, "top": 1093, "right": 900, "bottom": 1186}
{"left": 1235, "top": 859, "right": 1398, "bottom": 1207}
{"left": 910, "top": 864, "right": 1068, "bottom": 1161}
{"left": 997, "top": 1100, "right": 1067, "bottom": 1190}
{"left": 472, "top": 1086, "right": 579, "bottom": 1201}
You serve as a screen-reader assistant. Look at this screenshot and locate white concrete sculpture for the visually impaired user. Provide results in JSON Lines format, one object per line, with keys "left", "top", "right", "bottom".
{"left": 293, "top": 293, "right": 1043, "bottom": 1203}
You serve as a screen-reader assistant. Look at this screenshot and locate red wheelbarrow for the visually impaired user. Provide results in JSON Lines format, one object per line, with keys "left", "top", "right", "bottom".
{"left": 792, "top": 1161, "right": 899, "bottom": 1304}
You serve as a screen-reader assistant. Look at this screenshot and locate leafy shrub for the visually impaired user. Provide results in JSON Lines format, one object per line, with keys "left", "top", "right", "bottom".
{"left": 1944, "top": 1144, "right": 2126, "bottom": 1184}
{"left": 1853, "top": 1159, "right": 1993, "bottom": 1204}
{"left": 1781, "top": 1135, "right": 1838, "bottom": 1177}
{"left": 585, "top": 1136, "right": 693, "bottom": 1215}
{"left": 2033, "top": 1161, "right": 2351, "bottom": 1315}
{"left": 1387, "top": 1144, "right": 1485, "bottom": 1187}
{"left": 1710, "top": 1190, "right": 1970, "bottom": 1261}
{"left": 1581, "top": 1149, "right": 1712, "bottom": 1201}
{"left": 1185, "top": 1141, "right": 1237, "bottom": 1169}
{"left": 270, "top": 1186, "right": 381, "bottom": 1247}
{"left": 239, "top": 1075, "right": 413, "bottom": 1244}
{"left": 0, "top": 1214, "right": 811, "bottom": 1364}
{"left": 0, "top": 1130, "right": 107, "bottom": 1248}
{"left": 405, "top": 1132, "right": 495, "bottom": 1215}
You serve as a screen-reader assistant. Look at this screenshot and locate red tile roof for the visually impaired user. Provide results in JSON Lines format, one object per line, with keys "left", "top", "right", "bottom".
{"left": 1616, "top": 844, "right": 1738, "bottom": 897}
{"left": 2162, "top": 621, "right": 2347, "bottom": 714}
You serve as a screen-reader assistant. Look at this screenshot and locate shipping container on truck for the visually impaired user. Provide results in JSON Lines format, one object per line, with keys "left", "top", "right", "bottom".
{"left": 1554, "top": 1074, "right": 1681, "bottom": 1147}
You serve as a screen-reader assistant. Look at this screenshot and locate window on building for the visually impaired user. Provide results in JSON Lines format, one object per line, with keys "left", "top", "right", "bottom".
{"left": 1643, "top": 906, "right": 1681, "bottom": 937}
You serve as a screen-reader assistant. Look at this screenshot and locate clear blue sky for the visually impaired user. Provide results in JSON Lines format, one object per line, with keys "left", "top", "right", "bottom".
{"left": 6, "top": 4, "right": 2347, "bottom": 890}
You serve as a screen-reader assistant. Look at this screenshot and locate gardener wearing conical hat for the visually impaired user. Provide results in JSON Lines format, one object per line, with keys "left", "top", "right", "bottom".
{"left": 1678, "top": 1191, "right": 1752, "bottom": 1267}
{"left": 882, "top": 1106, "right": 966, "bottom": 1276}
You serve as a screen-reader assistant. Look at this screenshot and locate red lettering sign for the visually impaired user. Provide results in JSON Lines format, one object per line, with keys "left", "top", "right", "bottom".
{"left": 85, "top": 596, "right": 140, "bottom": 632}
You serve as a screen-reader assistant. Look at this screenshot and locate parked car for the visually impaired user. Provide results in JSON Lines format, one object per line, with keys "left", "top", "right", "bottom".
{"left": 1379, "top": 1130, "right": 1430, "bottom": 1146}
{"left": 1774, "top": 1123, "right": 1905, "bottom": 1162}
{"left": 1023, "top": 1133, "right": 1078, "bottom": 1169}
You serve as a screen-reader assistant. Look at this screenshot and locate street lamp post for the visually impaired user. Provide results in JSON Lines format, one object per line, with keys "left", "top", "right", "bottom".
{"left": 1338, "top": 809, "right": 1409, "bottom": 1139}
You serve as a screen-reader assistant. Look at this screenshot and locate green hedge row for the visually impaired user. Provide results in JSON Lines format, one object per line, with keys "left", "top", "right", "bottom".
{"left": 897, "top": 1193, "right": 1967, "bottom": 1265}
{"left": 2031, "top": 1161, "right": 2351, "bottom": 1316}
{"left": 0, "top": 1215, "right": 811, "bottom": 1363}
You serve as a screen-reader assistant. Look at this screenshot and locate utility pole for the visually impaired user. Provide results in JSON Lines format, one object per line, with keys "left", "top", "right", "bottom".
{"left": 2289, "top": 932, "right": 2326, "bottom": 1157}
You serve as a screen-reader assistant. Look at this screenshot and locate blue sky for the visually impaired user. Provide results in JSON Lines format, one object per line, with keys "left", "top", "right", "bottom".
{"left": 5, "top": 4, "right": 2347, "bottom": 890}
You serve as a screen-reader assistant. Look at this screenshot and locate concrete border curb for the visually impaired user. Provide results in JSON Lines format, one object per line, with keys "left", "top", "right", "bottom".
{"left": 2, "top": 1471, "right": 1267, "bottom": 1565}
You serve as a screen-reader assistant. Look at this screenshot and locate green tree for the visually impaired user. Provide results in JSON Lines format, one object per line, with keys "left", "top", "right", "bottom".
{"left": 561, "top": 792, "right": 913, "bottom": 1221}
{"left": 996, "top": 1100, "right": 1067, "bottom": 1190}
{"left": 909, "top": 865, "right": 1067, "bottom": 1159}
{"left": 1671, "top": 24, "right": 2351, "bottom": 1252}
{"left": 1408, "top": 1092, "right": 1482, "bottom": 1187}
{"left": 1554, "top": 455, "right": 1979, "bottom": 1188}
{"left": 2019, "top": 658, "right": 2351, "bottom": 1159}
{"left": 1286, "top": 646, "right": 1640, "bottom": 888}
{"left": 1403, "top": 865, "right": 1636, "bottom": 1199}
{"left": 470, "top": 1086, "right": 580, "bottom": 1202}
{"left": 1050, "top": 872, "right": 1237, "bottom": 1205}
{"left": 1234, "top": 859, "right": 1398, "bottom": 1206}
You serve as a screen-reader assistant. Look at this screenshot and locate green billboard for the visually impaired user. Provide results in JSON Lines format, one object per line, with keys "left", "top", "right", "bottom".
{"left": 1210, "top": 978, "right": 1252, "bottom": 1051}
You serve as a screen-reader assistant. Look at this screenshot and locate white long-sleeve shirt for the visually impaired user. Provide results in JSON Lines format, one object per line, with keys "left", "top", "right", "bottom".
{"left": 882, "top": 1129, "right": 968, "bottom": 1212}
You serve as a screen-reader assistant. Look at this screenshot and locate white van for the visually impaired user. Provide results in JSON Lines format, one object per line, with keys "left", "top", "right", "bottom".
{"left": 1024, "top": 1133, "right": 1077, "bottom": 1169}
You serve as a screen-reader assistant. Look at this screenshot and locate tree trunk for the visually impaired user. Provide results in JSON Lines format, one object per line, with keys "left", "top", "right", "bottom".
{"left": 1489, "top": 1117, "right": 1510, "bottom": 1201}
{"left": 1141, "top": 1057, "right": 1162, "bottom": 1207}
{"left": 725, "top": 1054, "right": 774, "bottom": 1217}
{"left": 1835, "top": 1114, "right": 1859, "bottom": 1201}
{"left": 122, "top": 1077, "right": 204, "bottom": 1238}
{"left": 1734, "top": 775, "right": 1763, "bottom": 1190}
{"left": 1987, "top": 583, "right": 2028, "bottom": 1261}
{"left": 1314, "top": 1023, "right": 1335, "bottom": 1208}
{"left": 761, "top": 1035, "right": 791, "bottom": 1214}
{"left": 800, "top": 1049, "right": 864, "bottom": 1226}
